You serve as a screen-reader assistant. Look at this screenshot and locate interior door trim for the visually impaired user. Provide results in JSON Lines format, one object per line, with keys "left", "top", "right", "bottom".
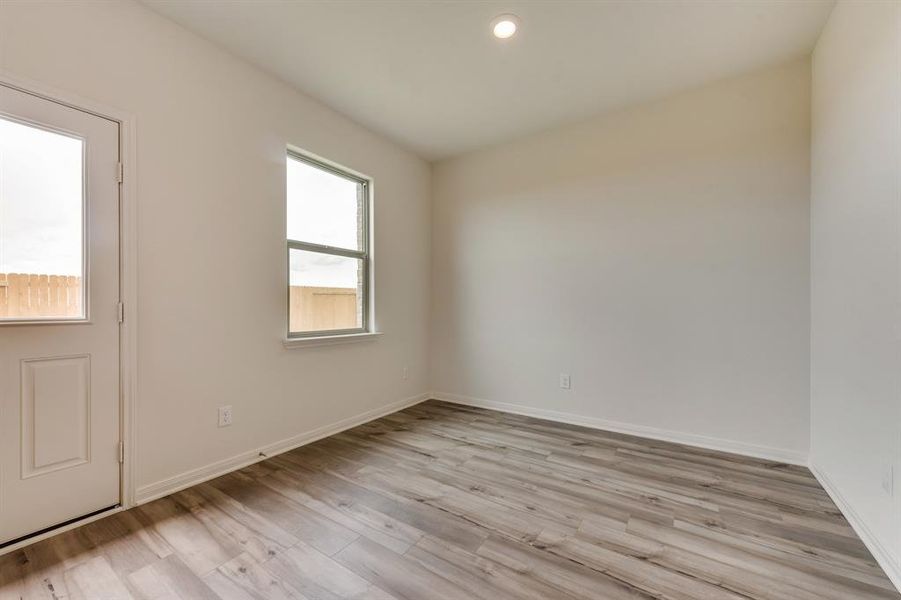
{"left": 0, "top": 72, "right": 139, "bottom": 527}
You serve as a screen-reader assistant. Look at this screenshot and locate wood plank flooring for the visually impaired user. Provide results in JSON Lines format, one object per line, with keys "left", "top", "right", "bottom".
{"left": 1, "top": 400, "right": 897, "bottom": 599}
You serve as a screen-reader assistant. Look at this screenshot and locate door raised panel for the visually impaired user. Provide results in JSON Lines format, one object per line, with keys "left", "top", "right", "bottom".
{"left": 21, "top": 355, "right": 91, "bottom": 478}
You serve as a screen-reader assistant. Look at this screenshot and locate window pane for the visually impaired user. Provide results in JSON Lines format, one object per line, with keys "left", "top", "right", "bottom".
{"left": 287, "top": 156, "right": 363, "bottom": 251}
{"left": 289, "top": 248, "right": 363, "bottom": 333}
{"left": 0, "top": 117, "right": 84, "bottom": 320}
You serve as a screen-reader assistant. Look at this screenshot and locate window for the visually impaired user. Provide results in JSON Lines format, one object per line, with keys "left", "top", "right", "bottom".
{"left": 0, "top": 116, "right": 85, "bottom": 321}
{"left": 286, "top": 151, "right": 370, "bottom": 337}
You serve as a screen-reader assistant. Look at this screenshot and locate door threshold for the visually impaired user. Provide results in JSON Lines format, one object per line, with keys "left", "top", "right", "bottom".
{"left": 0, "top": 505, "right": 121, "bottom": 556}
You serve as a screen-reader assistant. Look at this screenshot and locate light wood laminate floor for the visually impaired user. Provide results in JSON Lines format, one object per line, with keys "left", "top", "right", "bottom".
{"left": 1, "top": 400, "right": 898, "bottom": 599}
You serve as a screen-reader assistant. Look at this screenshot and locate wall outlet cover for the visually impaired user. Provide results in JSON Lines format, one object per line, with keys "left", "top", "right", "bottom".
{"left": 218, "top": 405, "right": 233, "bottom": 428}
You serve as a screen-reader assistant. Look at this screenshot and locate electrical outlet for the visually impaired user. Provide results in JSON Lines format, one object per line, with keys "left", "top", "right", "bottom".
{"left": 218, "top": 405, "right": 233, "bottom": 428}
{"left": 559, "top": 373, "right": 572, "bottom": 390}
{"left": 882, "top": 465, "right": 894, "bottom": 496}
{"left": 403, "top": 366, "right": 409, "bottom": 380}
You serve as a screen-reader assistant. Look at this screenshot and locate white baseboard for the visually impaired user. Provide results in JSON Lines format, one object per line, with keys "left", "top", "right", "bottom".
{"left": 809, "top": 462, "right": 901, "bottom": 594}
{"left": 134, "top": 392, "right": 431, "bottom": 504}
{"left": 431, "top": 391, "right": 808, "bottom": 466}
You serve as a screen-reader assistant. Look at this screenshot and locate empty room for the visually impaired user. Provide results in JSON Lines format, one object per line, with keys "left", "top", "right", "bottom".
{"left": 0, "top": 0, "right": 899, "bottom": 598}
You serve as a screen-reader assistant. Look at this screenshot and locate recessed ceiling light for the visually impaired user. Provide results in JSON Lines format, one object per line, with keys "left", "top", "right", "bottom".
{"left": 491, "top": 14, "right": 519, "bottom": 39}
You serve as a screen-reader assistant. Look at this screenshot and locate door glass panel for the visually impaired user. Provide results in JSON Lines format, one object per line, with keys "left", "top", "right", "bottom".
{"left": 289, "top": 248, "right": 363, "bottom": 333}
{"left": 0, "top": 116, "right": 85, "bottom": 320}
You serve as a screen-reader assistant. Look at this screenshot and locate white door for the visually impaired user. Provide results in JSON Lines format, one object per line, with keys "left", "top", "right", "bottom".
{"left": 0, "top": 84, "right": 120, "bottom": 546}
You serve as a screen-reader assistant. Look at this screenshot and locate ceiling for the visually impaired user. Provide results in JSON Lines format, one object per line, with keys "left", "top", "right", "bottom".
{"left": 141, "top": 0, "right": 835, "bottom": 160}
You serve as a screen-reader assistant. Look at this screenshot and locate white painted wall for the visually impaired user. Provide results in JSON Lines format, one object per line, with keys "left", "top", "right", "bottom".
{"left": 431, "top": 59, "right": 812, "bottom": 462}
{"left": 0, "top": 1, "right": 431, "bottom": 498}
{"left": 809, "top": 0, "right": 901, "bottom": 584}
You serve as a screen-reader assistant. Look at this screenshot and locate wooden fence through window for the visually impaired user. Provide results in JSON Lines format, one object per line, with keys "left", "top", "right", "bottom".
{"left": 0, "top": 273, "right": 83, "bottom": 318}
{"left": 289, "top": 286, "right": 358, "bottom": 332}
{"left": 1, "top": 273, "right": 357, "bottom": 329}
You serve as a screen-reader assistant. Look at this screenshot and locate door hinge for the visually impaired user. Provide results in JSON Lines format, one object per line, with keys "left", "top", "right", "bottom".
{"left": 117, "top": 301, "right": 124, "bottom": 323}
{"left": 117, "top": 162, "right": 124, "bottom": 183}
{"left": 118, "top": 441, "right": 125, "bottom": 464}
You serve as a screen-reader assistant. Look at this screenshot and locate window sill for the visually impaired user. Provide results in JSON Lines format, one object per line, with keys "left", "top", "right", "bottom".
{"left": 283, "top": 331, "right": 382, "bottom": 349}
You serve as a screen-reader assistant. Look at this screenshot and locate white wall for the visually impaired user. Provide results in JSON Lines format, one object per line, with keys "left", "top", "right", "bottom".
{"left": 0, "top": 0, "right": 431, "bottom": 499}
{"left": 431, "top": 59, "right": 812, "bottom": 462}
{"left": 810, "top": 0, "right": 901, "bottom": 585}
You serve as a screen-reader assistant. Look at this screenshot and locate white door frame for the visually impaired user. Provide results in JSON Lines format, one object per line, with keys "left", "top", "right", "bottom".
{"left": 0, "top": 72, "right": 138, "bottom": 552}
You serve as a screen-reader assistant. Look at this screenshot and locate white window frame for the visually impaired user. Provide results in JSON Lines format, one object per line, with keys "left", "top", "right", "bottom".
{"left": 286, "top": 149, "right": 372, "bottom": 340}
